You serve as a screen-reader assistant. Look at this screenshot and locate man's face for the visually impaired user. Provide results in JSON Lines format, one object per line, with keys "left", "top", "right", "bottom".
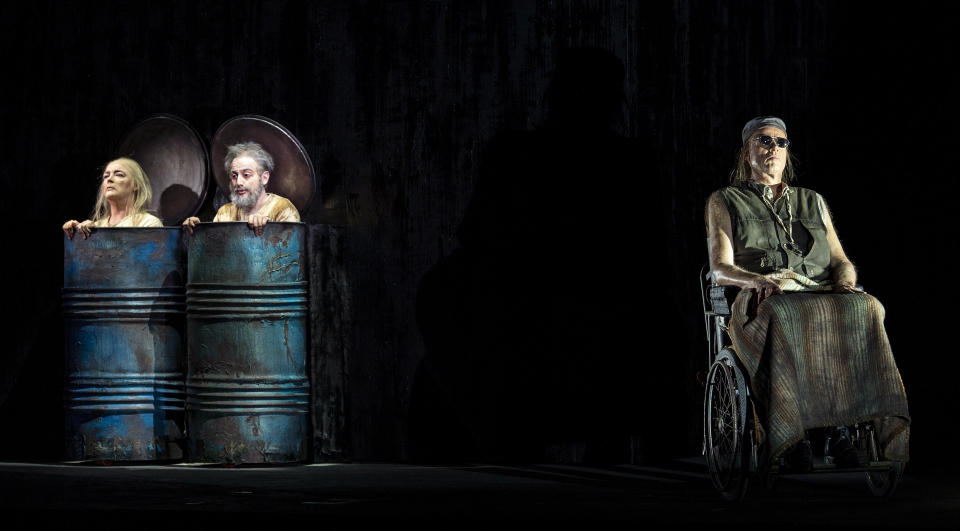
{"left": 747, "top": 126, "right": 789, "bottom": 178}
{"left": 230, "top": 155, "right": 267, "bottom": 209}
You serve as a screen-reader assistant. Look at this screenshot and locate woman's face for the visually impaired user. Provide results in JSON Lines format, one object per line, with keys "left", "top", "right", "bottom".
{"left": 101, "top": 160, "right": 138, "bottom": 205}
{"left": 747, "top": 126, "right": 789, "bottom": 178}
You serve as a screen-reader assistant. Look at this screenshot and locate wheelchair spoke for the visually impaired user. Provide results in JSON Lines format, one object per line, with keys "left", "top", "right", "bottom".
{"left": 704, "top": 359, "right": 748, "bottom": 501}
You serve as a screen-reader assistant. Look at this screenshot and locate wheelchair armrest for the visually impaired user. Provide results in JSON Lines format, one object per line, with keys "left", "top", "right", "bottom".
{"left": 701, "top": 265, "right": 740, "bottom": 317}
{"left": 708, "top": 285, "right": 739, "bottom": 316}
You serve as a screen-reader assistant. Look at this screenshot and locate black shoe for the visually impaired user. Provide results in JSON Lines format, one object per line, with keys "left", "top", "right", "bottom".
{"left": 829, "top": 437, "right": 861, "bottom": 468}
{"left": 783, "top": 440, "right": 813, "bottom": 473}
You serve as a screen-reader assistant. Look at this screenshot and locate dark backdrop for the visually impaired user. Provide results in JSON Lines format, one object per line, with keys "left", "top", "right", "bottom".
{"left": 0, "top": 1, "right": 955, "bottom": 469}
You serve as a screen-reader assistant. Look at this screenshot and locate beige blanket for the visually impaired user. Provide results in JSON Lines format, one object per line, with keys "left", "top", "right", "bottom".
{"left": 728, "top": 290, "right": 910, "bottom": 463}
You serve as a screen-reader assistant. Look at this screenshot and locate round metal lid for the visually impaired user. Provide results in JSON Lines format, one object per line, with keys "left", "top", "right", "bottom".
{"left": 211, "top": 115, "right": 316, "bottom": 214}
{"left": 116, "top": 114, "right": 209, "bottom": 225}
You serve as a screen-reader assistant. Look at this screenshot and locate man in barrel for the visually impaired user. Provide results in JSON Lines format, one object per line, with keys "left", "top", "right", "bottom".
{"left": 183, "top": 142, "right": 300, "bottom": 236}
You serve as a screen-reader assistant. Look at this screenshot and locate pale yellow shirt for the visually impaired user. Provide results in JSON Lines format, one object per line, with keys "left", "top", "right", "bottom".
{"left": 92, "top": 212, "right": 163, "bottom": 228}
{"left": 213, "top": 193, "right": 301, "bottom": 222}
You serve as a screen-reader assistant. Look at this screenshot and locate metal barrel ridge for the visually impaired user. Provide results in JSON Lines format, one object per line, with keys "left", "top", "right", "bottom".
{"left": 186, "top": 222, "right": 309, "bottom": 464}
{"left": 63, "top": 228, "right": 187, "bottom": 461}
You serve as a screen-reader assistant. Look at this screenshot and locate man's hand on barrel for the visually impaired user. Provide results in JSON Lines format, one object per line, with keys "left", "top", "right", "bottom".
{"left": 182, "top": 217, "right": 201, "bottom": 234}
{"left": 248, "top": 213, "right": 268, "bottom": 236}
{"left": 63, "top": 220, "right": 93, "bottom": 240}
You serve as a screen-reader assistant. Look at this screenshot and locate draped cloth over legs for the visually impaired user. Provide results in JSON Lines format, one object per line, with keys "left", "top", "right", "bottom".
{"left": 728, "top": 290, "right": 910, "bottom": 463}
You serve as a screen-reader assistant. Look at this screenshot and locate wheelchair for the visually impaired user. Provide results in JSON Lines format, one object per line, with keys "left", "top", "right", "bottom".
{"left": 699, "top": 266, "right": 904, "bottom": 501}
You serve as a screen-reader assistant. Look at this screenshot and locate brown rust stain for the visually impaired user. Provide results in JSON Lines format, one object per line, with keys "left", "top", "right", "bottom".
{"left": 89, "top": 435, "right": 130, "bottom": 461}
{"left": 220, "top": 440, "right": 246, "bottom": 464}
{"left": 211, "top": 421, "right": 249, "bottom": 463}
{"left": 245, "top": 415, "right": 262, "bottom": 437}
{"left": 80, "top": 414, "right": 158, "bottom": 460}
{"left": 265, "top": 229, "right": 293, "bottom": 248}
{"left": 256, "top": 439, "right": 270, "bottom": 462}
{"left": 264, "top": 253, "right": 299, "bottom": 280}
{"left": 283, "top": 319, "right": 294, "bottom": 366}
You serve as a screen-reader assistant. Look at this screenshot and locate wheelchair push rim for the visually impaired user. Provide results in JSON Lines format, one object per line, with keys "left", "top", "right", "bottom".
{"left": 704, "top": 354, "right": 750, "bottom": 502}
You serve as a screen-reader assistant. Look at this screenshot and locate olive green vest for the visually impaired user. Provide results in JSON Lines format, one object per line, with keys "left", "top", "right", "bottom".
{"left": 719, "top": 184, "right": 831, "bottom": 281}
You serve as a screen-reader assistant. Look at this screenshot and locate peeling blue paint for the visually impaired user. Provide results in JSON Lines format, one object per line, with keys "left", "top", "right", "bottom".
{"left": 63, "top": 228, "right": 186, "bottom": 461}
{"left": 186, "top": 223, "right": 309, "bottom": 464}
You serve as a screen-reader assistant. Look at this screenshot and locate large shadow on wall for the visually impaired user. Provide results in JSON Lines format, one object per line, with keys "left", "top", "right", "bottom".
{"left": 411, "top": 48, "right": 679, "bottom": 464}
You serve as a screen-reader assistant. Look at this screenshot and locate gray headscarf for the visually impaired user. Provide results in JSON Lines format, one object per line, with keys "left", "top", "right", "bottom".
{"left": 741, "top": 116, "right": 787, "bottom": 144}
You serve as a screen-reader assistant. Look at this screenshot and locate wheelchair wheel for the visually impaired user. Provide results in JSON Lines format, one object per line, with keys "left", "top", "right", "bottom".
{"left": 864, "top": 423, "right": 904, "bottom": 497}
{"left": 704, "top": 350, "right": 750, "bottom": 501}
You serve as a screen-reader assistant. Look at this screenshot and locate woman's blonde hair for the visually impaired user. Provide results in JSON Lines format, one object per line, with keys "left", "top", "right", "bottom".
{"left": 90, "top": 158, "right": 154, "bottom": 223}
{"left": 728, "top": 136, "right": 798, "bottom": 185}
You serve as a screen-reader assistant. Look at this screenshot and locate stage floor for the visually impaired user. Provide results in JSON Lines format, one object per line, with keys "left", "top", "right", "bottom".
{"left": 1, "top": 457, "right": 956, "bottom": 527}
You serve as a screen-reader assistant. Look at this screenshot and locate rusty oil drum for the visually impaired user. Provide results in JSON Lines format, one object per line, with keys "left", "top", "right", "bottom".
{"left": 186, "top": 222, "right": 308, "bottom": 463}
{"left": 63, "top": 228, "right": 186, "bottom": 461}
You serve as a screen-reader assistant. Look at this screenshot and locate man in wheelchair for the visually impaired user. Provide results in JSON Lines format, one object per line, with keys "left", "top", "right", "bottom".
{"left": 703, "top": 116, "right": 909, "bottom": 487}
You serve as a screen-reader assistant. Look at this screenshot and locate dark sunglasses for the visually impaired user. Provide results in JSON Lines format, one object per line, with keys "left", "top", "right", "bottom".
{"left": 754, "top": 134, "right": 790, "bottom": 149}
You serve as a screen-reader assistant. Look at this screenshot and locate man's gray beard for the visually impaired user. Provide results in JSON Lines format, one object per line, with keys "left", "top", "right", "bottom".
{"left": 230, "top": 185, "right": 262, "bottom": 210}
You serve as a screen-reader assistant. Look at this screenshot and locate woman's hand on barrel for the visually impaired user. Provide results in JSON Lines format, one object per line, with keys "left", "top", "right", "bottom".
{"left": 247, "top": 214, "right": 268, "bottom": 236}
{"left": 63, "top": 219, "right": 93, "bottom": 240}
{"left": 62, "top": 220, "right": 78, "bottom": 239}
{"left": 182, "top": 216, "right": 201, "bottom": 234}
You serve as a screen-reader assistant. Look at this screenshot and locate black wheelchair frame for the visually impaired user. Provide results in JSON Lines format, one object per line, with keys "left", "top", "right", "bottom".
{"left": 699, "top": 265, "right": 904, "bottom": 501}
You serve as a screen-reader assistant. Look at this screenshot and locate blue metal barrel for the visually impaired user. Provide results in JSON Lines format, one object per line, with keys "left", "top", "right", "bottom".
{"left": 186, "top": 222, "right": 309, "bottom": 464}
{"left": 63, "top": 228, "right": 186, "bottom": 461}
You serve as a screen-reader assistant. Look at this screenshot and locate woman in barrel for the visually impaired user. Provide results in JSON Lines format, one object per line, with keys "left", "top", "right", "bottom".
{"left": 705, "top": 116, "right": 909, "bottom": 471}
{"left": 63, "top": 157, "right": 163, "bottom": 239}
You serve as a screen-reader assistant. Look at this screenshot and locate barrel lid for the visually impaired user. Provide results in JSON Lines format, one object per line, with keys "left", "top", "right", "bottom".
{"left": 116, "top": 114, "right": 210, "bottom": 225}
{"left": 211, "top": 115, "right": 316, "bottom": 214}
